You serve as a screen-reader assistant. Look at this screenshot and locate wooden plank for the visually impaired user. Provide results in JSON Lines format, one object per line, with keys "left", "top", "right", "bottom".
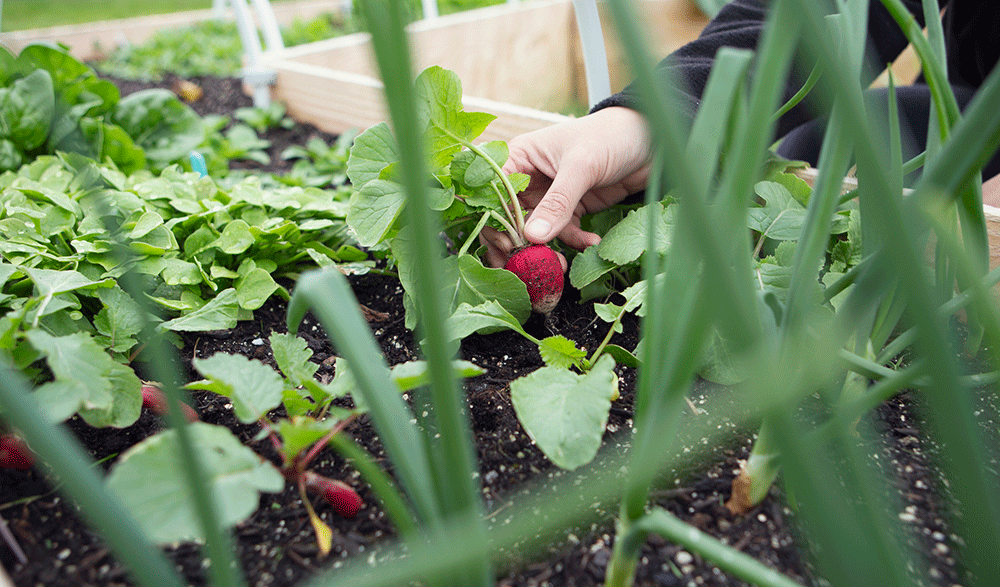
{"left": 270, "top": 59, "right": 571, "bottom": 141}
{"left": 266, "top": 0, "right": 706, "bottom": 139}
{"left": 985, "top": 205, "right": 1000, "bottom": 275}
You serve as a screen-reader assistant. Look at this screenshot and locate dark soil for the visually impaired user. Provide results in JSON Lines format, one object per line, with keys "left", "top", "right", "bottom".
{"left": 0, "top": 75, "right": 977, "bottom": 587}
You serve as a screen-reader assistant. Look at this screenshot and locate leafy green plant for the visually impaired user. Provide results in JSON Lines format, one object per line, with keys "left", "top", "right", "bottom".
{"left": 96, "top": 14, "right": 356, "bottom": 82}
{"left": 279, "top": 132, "right": 354, "bottom": 188}
{"left": 0, "top": 44, "right": 204, "bottom": 173}
{"left": 233, "top": 102, "right": 295, "bottom": 134}
{"left": 279, "top": 12, "right": 360, "bottom": 47}
{"left": 200, "top": 121, "right": 272, "bottom": 167}
{"left": 303, "top": 1, "right": 1000, "bottom": 587}
{"left": 348, "top": 65, "right": 632, "bottom": 470}
{"left": 106, "top": 330, "right": 485, "bottom": 552}
{"left": 0, "top": 152, "right": 360, "bottom": 427}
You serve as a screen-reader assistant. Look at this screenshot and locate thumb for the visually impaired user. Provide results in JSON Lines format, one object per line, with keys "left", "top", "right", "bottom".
{"left": 523, "top": 162, "right": 594, "bottom": 244}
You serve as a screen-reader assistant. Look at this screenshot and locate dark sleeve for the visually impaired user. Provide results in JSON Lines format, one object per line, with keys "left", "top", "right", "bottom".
{"left": 590, "top": 0, "right": 768, "bottom": 117}
{"left": 591, "top": 0, "right": 944, "bottom": 136}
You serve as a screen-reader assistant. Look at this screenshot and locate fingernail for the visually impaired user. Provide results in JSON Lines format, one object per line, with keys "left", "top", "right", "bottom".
{"left": 524, "top": 218, "right": 551, "bottom": 240}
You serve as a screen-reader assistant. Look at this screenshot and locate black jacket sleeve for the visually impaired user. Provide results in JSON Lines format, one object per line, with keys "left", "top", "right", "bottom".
{"left": 592, "top": 0, "right": 944, "bottom": 136}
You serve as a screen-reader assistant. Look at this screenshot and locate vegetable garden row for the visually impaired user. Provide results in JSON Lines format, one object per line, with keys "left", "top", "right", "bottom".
{"left": 2, "top": 1, "right": 1000, "bottom": 586}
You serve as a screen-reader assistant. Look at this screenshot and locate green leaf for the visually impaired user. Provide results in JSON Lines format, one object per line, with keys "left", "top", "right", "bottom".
{"left": 772, "top": 171, "right": 813, "bottom": 207}
{"left": 214, "top": 219, "right": 255, "bottom": 255}
{"left": 113, "top": 89, "right": 205, "bottom": 163}
{"left": 99, "top": 122, "right": 146, "bottom": 174}
{"left": 390, "top": 359, "right": 486, "bottom": 391}
{"left": 21, "top": 267, "right": 114, "bottom": 304}
{"left": 754, "top": 241, "right": 796, "bottom": 302}
{"left": 160, "top": 258, "right": 202, "bottom": 286}
{"left": 276, "top": 416, "right": 338, "bottom": 461}
{"left": 597, "top": 201, "right": 673, "bottom": 265}
{"left": 415, "top": 66, "right": 496, "bottom": 172}
{"left": 346, "top": 179, "right": 405, "bottom": 247}
{"left": 269, "top": 332, "right": 319, "bottom": 387}
{"left": 93, "top": 286, "right": 145, "bottom": 350}
{"left": 189, "top": 352, "right": 285, "bottom": 423}
{"left": 346, "top": 122, "right": 398, "bottom": 187}
{"left": 601, "top": 344, "right": 640, "bottom": 369}
{"left": 449, "top": 254, "right": 531, "bottom": 324}
{"left": 746, "top": 181, "right": 806, "bottom": 241}
{"left": 159, "top": 288, "right": 239, "bottom": 332}
{"left": 452, "top": 141, "right": 507, "bottom": 187}
{"left": 568, "top": 245, "right": 616, "bottom": 290}
{"left": 698, "top": 328, "right": 753, "bottom": 385}
{"left": 537, "top": 335, "right": 587, "bottom": 369}
{"left": 78, "top": 361, "right": 142, "bottom": 428}
{"left": 106, "top": 423, "right": 284, "bottom": 544}
{"left": 24, "top": 329, "right": 111, "bottom": 399}
{"left": 510, "top": 355, "right": 617, "bottom": 470}
{"left": 0, "top": 69, "right": 55, "bottom": 151}
{"left": 443, "top": 300, "right": 528, "bottom": 341}
{"left": 32, "top": 379, "right": 91, "bottom": 423}
{"left": 235, "top": 267, "right": 278, "bottom": 310}
{"left": 392, "top": 232, "right": 530, "bottom": 330}
{"left": 127, "top": 211, "right": 164, "bottom": 239}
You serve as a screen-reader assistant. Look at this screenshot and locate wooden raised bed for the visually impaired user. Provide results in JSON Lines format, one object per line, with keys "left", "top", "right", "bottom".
{"left": 263, "top": 0, "right": 709, "bottom": 142}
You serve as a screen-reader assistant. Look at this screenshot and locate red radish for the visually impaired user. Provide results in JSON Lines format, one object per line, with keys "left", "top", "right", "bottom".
{"left": 305, "top": 472, "right": 363, "bottom": 518}
{"left": 0, "top": 434, "right": 34, "bottom": 470}
{"left": 141, "top": 383, "right": 199, "bottom": 422}
{"left": 504, "top": 244, "right": 564, "bottom": 315}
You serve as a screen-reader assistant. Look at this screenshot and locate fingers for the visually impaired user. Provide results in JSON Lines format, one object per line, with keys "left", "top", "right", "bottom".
{"left": 557, "top": 224, "right": 602, "bottom": 252}
{"left": 523, "top": 150, "right": 598, "bottom": 243}
{"left": 479, "top": 227, "right": 514, "bottom": 268}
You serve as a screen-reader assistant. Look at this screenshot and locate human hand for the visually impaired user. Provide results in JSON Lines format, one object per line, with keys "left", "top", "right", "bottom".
{"left": 480, "top": 106, "right": 652, "bottom": 268}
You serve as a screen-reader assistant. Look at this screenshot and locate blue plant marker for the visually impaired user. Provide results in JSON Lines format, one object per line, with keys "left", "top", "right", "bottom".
{"left": 189, "top": 151, "right": 208, "bottom": 177}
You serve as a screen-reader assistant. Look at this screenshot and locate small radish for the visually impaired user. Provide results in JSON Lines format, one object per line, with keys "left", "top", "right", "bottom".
{"left": 0, "top": 434, "right": 34, "bottom": 470}
{"left": 141, "top": 383, "right": 199, "bottom": 423}
{"left": 504, "top": 244, "right": 564, "bottom": 315}
{"left": 305, "top": 472, "right": 363, "bottom": 518}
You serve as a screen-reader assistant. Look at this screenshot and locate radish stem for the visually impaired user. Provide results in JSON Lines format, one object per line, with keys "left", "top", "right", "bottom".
{"left": 433, "top": 122, "right": 527, "bottom": 242}
{"left": 490, "top": 182, "right": 522, "bottom": 243}
{"left": 458, "top": 212, "right": 494, "bottom": 256}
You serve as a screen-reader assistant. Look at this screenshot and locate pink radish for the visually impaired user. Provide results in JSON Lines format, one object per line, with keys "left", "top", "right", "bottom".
{"left": 305, "top": 472, "right": 363, "bottom": 518}
{"left": 504, "top": 244, "right": 564, "bottom": 315}
{"left": 141, "top": 383, "right": 199, "bottom": 423}
{"left": 0, "top": 434, "right": 34, "bottom": 470}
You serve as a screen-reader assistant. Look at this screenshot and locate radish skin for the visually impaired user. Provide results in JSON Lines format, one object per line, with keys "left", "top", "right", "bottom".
{"left": 141, "top": 384, "right": 199, "bottom": 423}
{"left": 305, "top": 472, "right": 363, "bottom": 518}
{"left": 504, "top": 244, "right": 564, "bottom": 315}
{"left": 0, "top": 435, "right": 34, "bottom": 470}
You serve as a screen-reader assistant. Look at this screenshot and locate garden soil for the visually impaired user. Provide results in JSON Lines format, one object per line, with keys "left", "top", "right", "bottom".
{"left": 0, "top": 74, "right": 980, "bottom": 587}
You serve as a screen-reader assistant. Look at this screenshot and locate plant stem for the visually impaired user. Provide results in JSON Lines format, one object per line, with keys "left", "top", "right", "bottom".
{"left": 490, "top": 182, "right": 522, "bottom": 242}
{"left": 769, "top": 63, "right": 820, "bottom": 124}
{"left": 298, "top": 414, "right": 358, "bottom": 471}
{"left": 458, "top": 212, "right": 493, "bottom": 257}
{"left": 489, "top": 211, "right": 520, "bottom": 245}
{"left": 588, "top": 309, "right": 627, "bottom": 368}
{"left": 603, "top": 515, "right": 644, "bottom": 587}
{"left": 434, "top": 122, "right": 526, "bottom": 243}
